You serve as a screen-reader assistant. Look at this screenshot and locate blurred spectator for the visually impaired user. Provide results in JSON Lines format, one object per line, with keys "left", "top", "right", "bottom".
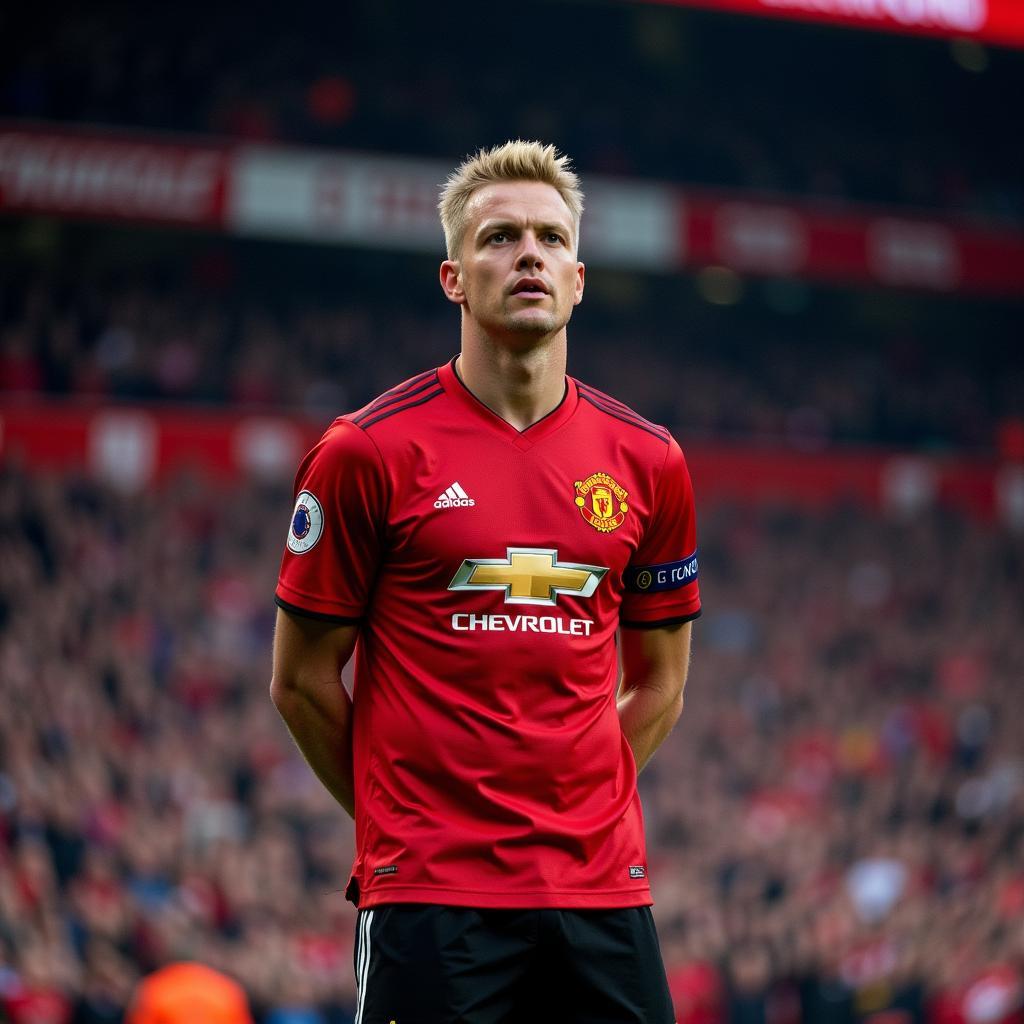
{"left": 126, "top": 961, "right": 253, "bottom": 1024}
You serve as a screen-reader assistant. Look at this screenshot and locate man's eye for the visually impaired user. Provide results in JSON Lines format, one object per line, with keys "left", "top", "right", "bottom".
{"left": 490, "top": 232, "right": 508, "bottom": 244}
{"left": 546, "top": 233, "right": 564, "bottom": 244}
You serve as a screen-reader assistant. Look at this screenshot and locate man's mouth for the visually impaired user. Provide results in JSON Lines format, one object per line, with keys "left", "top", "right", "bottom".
{"left": 511, "top": 278, "right": 550, "bottom": 297}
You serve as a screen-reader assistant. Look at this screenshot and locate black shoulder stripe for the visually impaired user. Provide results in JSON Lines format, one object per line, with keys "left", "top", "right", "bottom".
{"left": 577, "top": 384, "right": 669, "bottom": 433}
{"left": 360, "top": 368, "right": 438, "bottom": 409}
{"left": 359, "top": 387, "right": 444, "bottom": 429}
{"left": 385, "top": 367, "right": 438, "bottom": 398}
{"left": 355, "top": 370, "right": 440, "bottom": 420}
{"left": 576, "top": 384, "right": 670, "bottom": 438}
{"left": 353, "top": 372, "right": 440, "bottom": 424}
{"left": 578, "top": 392, "right": 670, "bottom": 443}
{"left": 576, "top": 383, "right": 638, "bottom": 415}
{"left": 621, "top": 610, "right": 702, "bottom": 629}
{"left": 579, "top": 390, "right": 668, "bottom": 437}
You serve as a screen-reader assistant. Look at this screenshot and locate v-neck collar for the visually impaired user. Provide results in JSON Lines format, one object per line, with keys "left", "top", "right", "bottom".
{"left": 438, "top": 356, "right": 579, "bottom": 452}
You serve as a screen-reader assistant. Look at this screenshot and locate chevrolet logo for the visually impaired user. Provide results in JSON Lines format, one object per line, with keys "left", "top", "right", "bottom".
{"left": 449, "top": 548, "right": 608, "bottom": 607}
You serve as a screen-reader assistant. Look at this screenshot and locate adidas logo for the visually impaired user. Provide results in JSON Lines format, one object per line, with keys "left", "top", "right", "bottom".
{"left": 434, "top": 482, "right": 476, "bottom": 509}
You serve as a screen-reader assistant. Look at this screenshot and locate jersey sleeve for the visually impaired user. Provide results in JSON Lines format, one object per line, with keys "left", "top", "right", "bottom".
{"left": 275, "top": 419, "right": 388, "bottom": 622}
{"left": 620, "top": 436, "right": 701, "bottom": 628}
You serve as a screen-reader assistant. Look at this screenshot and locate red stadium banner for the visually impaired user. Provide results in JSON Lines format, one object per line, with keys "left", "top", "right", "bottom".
{"left": 641, "top": 0, "right": 1024, "bottom": 47}
{"left": 1, "top": 400, "right": 1019, "bottom": 525}
{"left": 682, "top": 194, "right": 1024, "bottom": 294}
{"left": 0, "top": 123, "right": 229, "bottom": 228}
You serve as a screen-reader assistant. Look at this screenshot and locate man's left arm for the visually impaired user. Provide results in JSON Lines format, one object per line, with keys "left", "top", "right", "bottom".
{"left": 617, "top": 620, "right": 693, "bottom": 773}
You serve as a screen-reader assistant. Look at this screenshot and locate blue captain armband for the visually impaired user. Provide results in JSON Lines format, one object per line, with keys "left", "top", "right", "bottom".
{"left": 625, "top": 551, "right": 699, "bottom": 593}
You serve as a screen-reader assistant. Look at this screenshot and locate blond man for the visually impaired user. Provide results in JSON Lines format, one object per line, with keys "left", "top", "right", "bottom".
{"left": 272, "top": 141, "right": 700, "bottom": 1022}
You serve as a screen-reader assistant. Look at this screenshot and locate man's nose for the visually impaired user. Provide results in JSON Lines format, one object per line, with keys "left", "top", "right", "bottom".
{"left": 515, "top": 233, "right": 544, "bottom": 269}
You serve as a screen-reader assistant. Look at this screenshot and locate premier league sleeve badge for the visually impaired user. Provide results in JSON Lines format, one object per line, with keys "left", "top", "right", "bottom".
{"left": 286, "top": 490, "right": 325, "bottom": 554}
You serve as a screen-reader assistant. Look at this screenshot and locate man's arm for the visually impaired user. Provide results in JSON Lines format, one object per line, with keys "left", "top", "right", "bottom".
{"left": 617, "top": 620, "right": 693, "bottom": 773}
{"left": 270, "top": 606, "right": 360, "bottom": 818}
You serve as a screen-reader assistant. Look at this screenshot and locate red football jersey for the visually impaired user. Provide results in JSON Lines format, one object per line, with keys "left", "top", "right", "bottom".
{"left": 276, "top": 358, "right": 701, "bottom": 909}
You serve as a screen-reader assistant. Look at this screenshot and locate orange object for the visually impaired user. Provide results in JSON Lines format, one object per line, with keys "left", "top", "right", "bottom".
{"left": 126, "top": 963, "right": 253, "bottom": 1024}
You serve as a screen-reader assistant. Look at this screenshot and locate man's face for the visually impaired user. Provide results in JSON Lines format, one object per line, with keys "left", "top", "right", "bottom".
{"left": 441, "top": 181, "right": 585, "bottom": 343}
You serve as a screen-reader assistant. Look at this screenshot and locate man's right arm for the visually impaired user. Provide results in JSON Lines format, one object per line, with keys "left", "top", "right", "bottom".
{"left": 270, "top": 607, "right": 360, "bottom": 818}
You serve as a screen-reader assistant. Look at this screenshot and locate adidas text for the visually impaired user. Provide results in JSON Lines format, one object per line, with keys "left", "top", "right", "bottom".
{"left": 435, "top": 482, "right": 475, "bottom": 509}
{"left": 435, "top": 496, "right": 475, "bottom": 508}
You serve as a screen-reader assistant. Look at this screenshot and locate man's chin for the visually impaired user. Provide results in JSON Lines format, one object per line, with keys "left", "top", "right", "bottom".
{"left": 502, "top": 311, "right": 561, "bottom": 336}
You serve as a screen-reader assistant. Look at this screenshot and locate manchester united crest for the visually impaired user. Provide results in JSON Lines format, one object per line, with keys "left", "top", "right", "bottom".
{"left": 574, "top": 472, "right": 628, "bottom": 533}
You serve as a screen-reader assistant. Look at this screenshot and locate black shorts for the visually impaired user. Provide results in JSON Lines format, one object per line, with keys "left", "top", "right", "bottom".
{"left": 351, "top": 903, "right": 675, "bottom": 1024}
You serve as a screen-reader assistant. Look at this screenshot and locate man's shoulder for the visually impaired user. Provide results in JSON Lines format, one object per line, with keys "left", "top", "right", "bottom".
{"left": 343, "top": 367, "right": 446, "bottom": 434}
{"left": 571, "top": 377, "right": 672, "bottom": 447}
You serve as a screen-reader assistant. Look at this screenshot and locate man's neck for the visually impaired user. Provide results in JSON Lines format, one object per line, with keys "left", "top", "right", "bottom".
{"left": 456, "top": 331, "right": 567, "bottom": 432}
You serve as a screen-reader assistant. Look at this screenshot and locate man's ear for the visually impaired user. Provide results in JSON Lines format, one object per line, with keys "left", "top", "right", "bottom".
{"left": 440, "top": 260, "right": 465, "bottom": 304}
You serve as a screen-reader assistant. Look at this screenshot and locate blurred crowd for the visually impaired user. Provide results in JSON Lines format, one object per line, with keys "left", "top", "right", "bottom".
{"left": 2, "top": 3, "right": 1022, "bottom": 223}
{"left": 0, "top": 465, "right": 358, "bottom": 1023}
{"left": 655, "top": 500, "right": 1023, "bottom": 1022}
{"left": 1, "top": 269, "right": 1020, "bottom": 455}
{"left": 0, "top": 461, "right": 1020, "bottom": 1023}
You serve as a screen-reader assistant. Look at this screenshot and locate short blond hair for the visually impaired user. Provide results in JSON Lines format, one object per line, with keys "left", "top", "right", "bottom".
{"left": 438, "top": 140, "right": 584, "bottom": 259}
